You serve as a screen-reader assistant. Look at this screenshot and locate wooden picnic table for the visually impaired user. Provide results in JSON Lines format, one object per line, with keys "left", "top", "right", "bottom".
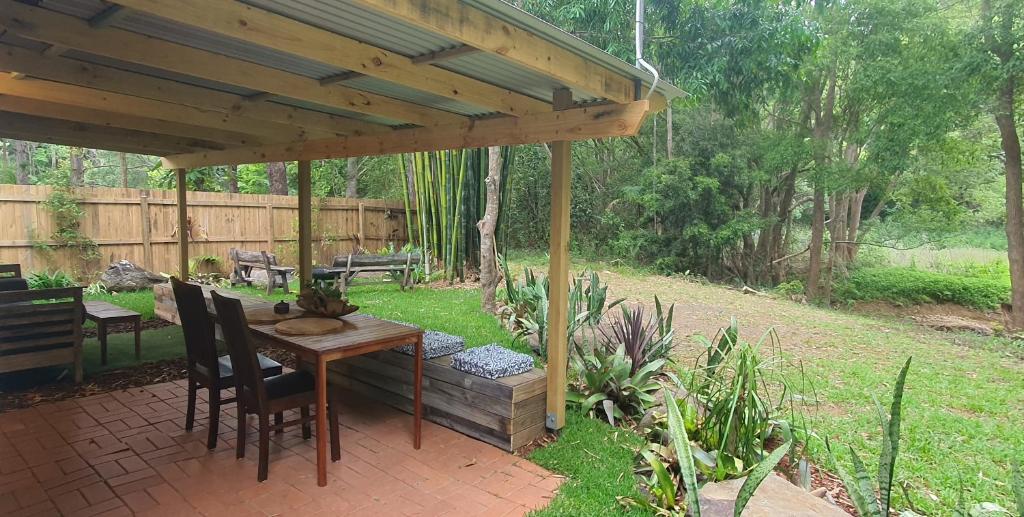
{"left": 247, "top": 314, "right": 424, "bottom": 487}
{"left": 84, "top": 300, "right": 141, "bottom": 365}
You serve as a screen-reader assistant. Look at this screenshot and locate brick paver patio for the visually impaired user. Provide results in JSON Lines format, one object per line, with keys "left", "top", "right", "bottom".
{"left": 0, "top": 380, "right": 562, "bottom": 516}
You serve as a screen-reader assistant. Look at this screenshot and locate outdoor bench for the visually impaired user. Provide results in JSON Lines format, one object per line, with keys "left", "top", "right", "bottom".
{"left": 228, "top": 248, "right": 294, "bottom": 295}
{"left": 315, "top": 253, "right": 421, "bottom": 293}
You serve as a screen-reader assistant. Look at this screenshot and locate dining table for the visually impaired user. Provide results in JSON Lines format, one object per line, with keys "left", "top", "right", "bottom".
{"left": 245, "top": 312, "right": 424, "bottom": 487}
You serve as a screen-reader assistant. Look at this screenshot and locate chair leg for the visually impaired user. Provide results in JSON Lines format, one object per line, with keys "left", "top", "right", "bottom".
{"left": 235, "top": 402, "right": 247, "bottom": 459}
{"left": 300, "top": 406, "right": 311, "bottom": 440}
{"left": 206, "top": 388, "right": 221, "bottom": 450}
{"left": 184, "top": 380, "right": 197, "bottom": 432}
{"left": 274, "top": 412, "right": 283, "bottom": 435}
{"left": 329, "top": 401, "right": 340, "bottom": 462}
{"left": 257, "top": 414, "right": 270, "bottom": 482}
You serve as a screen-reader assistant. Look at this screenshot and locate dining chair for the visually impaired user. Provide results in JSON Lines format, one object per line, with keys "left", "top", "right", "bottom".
{"left": 211, "top": 290, "right": 341, "bottom": 482}
{"left": 170, "top": 277, "right": 283, "bottom": 449}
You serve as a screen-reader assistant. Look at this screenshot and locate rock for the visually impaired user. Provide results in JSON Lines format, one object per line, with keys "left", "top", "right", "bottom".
{"left": 248, "top": 268, "right": 294, "bottom": 288}
{"left": 697, "top": 474, "right": 848, "bottom": 517}
{"left": 100, "top": 260, "right": 166, "bottom": 291}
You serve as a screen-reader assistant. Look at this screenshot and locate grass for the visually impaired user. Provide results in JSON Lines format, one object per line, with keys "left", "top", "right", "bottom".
{"left": 529, "top": 410, "right": 651, "bottom": 516}
{"left": 833, "top": 266, "right": 1010, "bottom": 310}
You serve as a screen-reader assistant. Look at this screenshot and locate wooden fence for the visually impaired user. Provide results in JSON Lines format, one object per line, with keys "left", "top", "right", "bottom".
{"left": 0, "top": 184, "right": 411, "bottom": 278}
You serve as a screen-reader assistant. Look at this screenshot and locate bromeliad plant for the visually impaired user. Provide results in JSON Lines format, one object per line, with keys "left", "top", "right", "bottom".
{"left": 595, "top": 298, "right": 675, "bottom": 376}
{"left": 567, "top": 343, "right": 665, "bottom": 426}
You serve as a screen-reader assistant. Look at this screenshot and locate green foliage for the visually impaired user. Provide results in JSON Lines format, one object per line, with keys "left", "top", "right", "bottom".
{"left": 38, "top": 177, "right": 100, "bottom": 263}
{"left": 828, "top": 357, "right": 911, "bottom": 517}
{"left": 26, "top": 270, "right": 76, "bottom": 290}
{"left": 599, "top": 300, "right": 676, "bottom": 377}
{"left": 567, "top": 344, "right": 665, "bottom": 426}
{"left": 774, "top": 280, "right": 804, "bottom": 297}
{"left": 834, "top": 266, "right": 1009, "bottom": 310}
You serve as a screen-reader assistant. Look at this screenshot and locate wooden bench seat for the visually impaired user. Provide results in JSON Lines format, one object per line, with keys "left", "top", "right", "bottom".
{"left": 229, "top": 248, "right": 295, "bottom": 295}
{"left": 318, "top": 253, "right": 421, "bottom": 293}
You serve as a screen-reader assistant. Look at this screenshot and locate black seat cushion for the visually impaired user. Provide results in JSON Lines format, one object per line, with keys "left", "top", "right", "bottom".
{"left": 263, "top": 370, "right": 315, "bottom": 400}
{"left": 215, "top": 353, "right": 283, "bottom": 382}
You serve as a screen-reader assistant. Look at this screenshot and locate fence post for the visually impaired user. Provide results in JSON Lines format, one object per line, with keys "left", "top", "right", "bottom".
{"left": 266, "top": 202, "right": 275, "bottom": 252}
{"left": 358, "top": 202, "right": 366, "bottom": 249}
{"left": 140, "top": 191, "right": 153, "bottom": 271}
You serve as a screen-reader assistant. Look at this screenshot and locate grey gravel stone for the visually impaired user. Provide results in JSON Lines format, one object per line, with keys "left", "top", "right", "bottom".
{"left": 450, "top": 344, "right": 534, "bottom": 379}
{"left": 394, "top": 330, "right": 465, "bottom": 359}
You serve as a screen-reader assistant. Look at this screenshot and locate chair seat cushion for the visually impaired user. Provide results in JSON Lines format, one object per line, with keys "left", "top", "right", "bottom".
{"left": 450, "top": 344, "right": 534, "bottom": 379}
{"left": 217, "top": 353, "right": 283, "bottom": 380}
{"left": 263, "top": 370, "right": 315, "bottom": 400}
{"left": 394, "top": 330, "right": 465, "bottom": 359}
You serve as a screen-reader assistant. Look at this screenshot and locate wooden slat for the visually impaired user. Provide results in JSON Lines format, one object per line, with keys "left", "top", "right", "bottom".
{"left": 0, "top": 300, "right": 78, "bottom": 317}
{"left": 0, "top": 348, "right": 75, "bottom": 375}
{"left": 0, "top": 334, "right": 75, "bottom": 351}
{"left": 113, "top": 0, "right": 550, "bottom": 117}
{"left": 0, "top": 76, "right": 293, "bottom": 143}
{"left": 0, "top": 111, "right": 222, "bottom": 154}
{"left": 350, "top": 0, "right": 636, "bottom": 104}
{"left": 0, "top": 310, "right": 76, "bottom": 326}
{"left": 162, "top": 100, "right": 650, "bottom": 167}
{"left": 0, "top": 94, "right": 267, "bottom": 146}
{"left": 0, "top": 126, "right": 183, "bottom": 156}
{"left": 0, "top": 1, "right": 464, "bottom": 127}
{"left": 0, "top": 322, "right": 73, "bottom": 339}
{"left": 0, "top": 44, "right": 382, "bottom": 138}
{"left": 0, "top": 287, "right": 81, "bottom": 304}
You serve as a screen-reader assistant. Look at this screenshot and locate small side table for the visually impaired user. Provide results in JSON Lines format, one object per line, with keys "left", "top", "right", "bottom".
{"left": 84, "top": 301, "right": 142, "bottom": 365}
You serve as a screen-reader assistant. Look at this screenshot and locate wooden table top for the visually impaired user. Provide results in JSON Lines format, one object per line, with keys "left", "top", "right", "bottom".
{"left": 248, "top": 314, "right": 421, "bottom": 359}
{"left": 84, "top": 300, "right": 140, "bottom": 320}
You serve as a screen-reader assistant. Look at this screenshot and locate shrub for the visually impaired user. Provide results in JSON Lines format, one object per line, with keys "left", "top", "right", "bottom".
{"left": 567, "top": 344, "right": 664, "bottom": 426}
{"left": 594, "top": 298, "right": 675, "bottom": 377}
{"left": 27, "top": 270, "right": 77, "bottom": 289}
{"left": 834, "top": 267, "right": 1009, "bottom": 310}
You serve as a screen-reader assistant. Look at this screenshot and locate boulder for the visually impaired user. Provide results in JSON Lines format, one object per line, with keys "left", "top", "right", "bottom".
{"left": 247, "top": 268, "right": 294, "bottom": 288}
{"left": 697, "top": 474, "right": 848, "bottom": 517}
{"left": 100, "top": 260, "right": 166, "bottom": 291}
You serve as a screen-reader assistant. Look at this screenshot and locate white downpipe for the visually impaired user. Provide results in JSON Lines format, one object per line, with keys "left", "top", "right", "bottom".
{"left": 635, "top": 0, "right": 660, "bottom": 99}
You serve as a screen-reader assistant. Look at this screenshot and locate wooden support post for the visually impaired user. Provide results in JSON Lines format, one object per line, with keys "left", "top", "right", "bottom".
{"left": 297, "top": 160, "right": 312, "bottom": 287}
{"left": 545, "top": 88, "right": 573, "bottom": 431}
{"left": 266, "top": 203, "right": 275, "bottom": 251}
{"left": 140, "top": 191, "right": 153, "bottom": 271}
{"left": 176, "top": 168, "right": 189, "bottom": 279}
{"left": 357, "top": 202, "right": 366, "bottom": 248}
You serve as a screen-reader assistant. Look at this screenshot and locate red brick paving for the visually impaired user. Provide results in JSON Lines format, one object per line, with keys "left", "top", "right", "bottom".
{"left": 0, "top": 379, "right": 562, "bottom": 516}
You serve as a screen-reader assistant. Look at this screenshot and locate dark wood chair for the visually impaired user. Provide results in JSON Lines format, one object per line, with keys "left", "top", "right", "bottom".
{"left": 211, "top": 290, "right": 341, "bottom": 482}
{"left": 170, "top": 277, "right": 283, "bottom": 450}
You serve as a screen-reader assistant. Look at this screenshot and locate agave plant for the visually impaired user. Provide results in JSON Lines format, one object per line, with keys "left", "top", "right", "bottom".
{"left": 566, "top": 343, "right": 664, "bottom": 426}
{"left": 828, "top": 357, "right": 912, "bottom": 517}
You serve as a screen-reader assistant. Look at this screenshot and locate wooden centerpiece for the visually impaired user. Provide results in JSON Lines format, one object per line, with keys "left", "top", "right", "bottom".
{"left": 295, "top": 284, "right": 359, "bottom": 319}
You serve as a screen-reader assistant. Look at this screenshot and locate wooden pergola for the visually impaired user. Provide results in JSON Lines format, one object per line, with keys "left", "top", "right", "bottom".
{"left": 0, "top": 0, "right": 682, "bottom": 432}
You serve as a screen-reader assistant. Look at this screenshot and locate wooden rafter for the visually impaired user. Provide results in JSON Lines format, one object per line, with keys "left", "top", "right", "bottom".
{"left": 111, "top": 0, "right": 551, "bottom": 117}
{"left": 0, "top": 1, "right": 464, "bottom": 126}
{"left": 0, "top": 44, "right": 384, "bottom": 138}
{"left": 410, "top": 45, "right": 480, "bottom": 65}
{"left": 349, "top": 0, "right": 637, "bottom": 104}
{"left": 0, "top": 95, "right": 266, "bottom": 147}
{"left": 0, "top": 111, "right": 221, "bottom": 155}
{"left": 87, "top": 5, "right": 128, "bottom": 28}
{"left": 163, "top": 101, "right": 651, "bottom": 168}
{"left": 0, "top": 75, "right": 303, "bottom": 143}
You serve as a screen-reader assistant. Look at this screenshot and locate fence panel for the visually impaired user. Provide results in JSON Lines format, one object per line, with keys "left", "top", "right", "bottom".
{"left": 0, "top": 184, "right": 411, "bottom": 278}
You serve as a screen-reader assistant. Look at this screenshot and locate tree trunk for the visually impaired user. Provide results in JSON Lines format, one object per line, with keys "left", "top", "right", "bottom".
{"left": 119, "top": 152, "right": 129, "bottom": 188}
{"left": 346, "top": 157, "right": 360, "bottom": 198}
{"left": 666, "top": 106, "right": 673, "bottom": 160}
{"left": 69, "top": 148, "right": 84, "bottom": 186}
{"left": 226, "top": 164, "right": 239, "bottom": 193}
{"left": 13, "top": 140, "right": 31, "bottom": 185}
{"left": 805, "top": 68, "right": 836, "bottom": 300}
{"left": 806, "top": 189, "right": 827, "bottom": 299}
{"left": 996, "top": 81, "right": 1024, "bottom": 328}
{"left": 478, "top": 146, "right": 502, "bottom": 313}
{"left": 267, "top": 162, "right": 288, "bottom": 195}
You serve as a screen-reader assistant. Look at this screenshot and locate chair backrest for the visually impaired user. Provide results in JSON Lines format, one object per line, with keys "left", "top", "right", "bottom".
{"left": 170, "top": 277, "right": 220, "bottom": 374}
{"left": 0, "top": 264, "right": 21, "bottom": 279}
{"left": 0, "top": 277, "right": 28, "bottom": 292}
{"left": 210, "top": 290, "right": 266, "bottom": 408}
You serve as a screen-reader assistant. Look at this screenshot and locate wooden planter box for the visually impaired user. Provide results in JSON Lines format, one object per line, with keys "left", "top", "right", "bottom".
{"left": 153, "top": 283, "right": 548, "bottom": 451}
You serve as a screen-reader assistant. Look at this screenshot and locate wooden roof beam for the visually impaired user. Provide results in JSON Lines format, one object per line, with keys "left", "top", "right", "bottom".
{"left": 110, "top": 0, "right": 550, "bottom": 117}
{"left": 0, "top": 111, "right": 222, "bottom": 155}
{"left": 0, "top": 1, "right": 463, "bottom": 127}
{"left": 319, "top": 71, "right": 364, "bottom": 86}
{"left": 349, "top": 0, "right": 636, "bottom": 104}
{"left": 88, "top": 5, "right": 129, "bottom": 29}
{"left": 163, "top": 100, "right": 651, "bottom": 168}
{"left": 0, "top": 74, "right": 303, "bottom": 143}
{"left": 410, "top": 45, "right": 480, "bottom": 65}
{"left": 0, "top": 94, "right": 267, "bottom": 147}
{"left": 0, "top": 44, "right": 385, "bottom": 138}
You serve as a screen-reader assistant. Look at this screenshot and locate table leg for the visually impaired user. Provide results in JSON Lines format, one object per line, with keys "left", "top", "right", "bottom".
{"left": 133, "top": 316, "right": 142, "bottom": 360}
{"left": 315, "top": 356, "right": 328, "bottom": 487}
{"left": 98, "top": 321, "right": 108, "bottom": 366}
{"left": 414, "top": 334, "right": 422, "bottom": 449}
